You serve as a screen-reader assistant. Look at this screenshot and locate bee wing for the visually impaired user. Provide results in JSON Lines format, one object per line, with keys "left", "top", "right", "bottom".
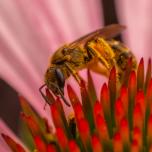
{"left": 70, "top": 24, "right": 126, "bottom": 46}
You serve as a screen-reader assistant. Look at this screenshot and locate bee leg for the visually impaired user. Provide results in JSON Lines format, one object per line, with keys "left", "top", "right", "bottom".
{"left": 64, "top": 62, "right": 82, "bottom": 84}
{"left": 39, "top": 84, "right": 52, "bottom": 105}
{"left": 87, "top": 47, "right": 111, "bottom": 70}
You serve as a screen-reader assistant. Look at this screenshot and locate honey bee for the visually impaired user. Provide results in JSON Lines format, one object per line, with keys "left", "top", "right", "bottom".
{"left": 39, "top": 24, "right": 137, "bottom": 106}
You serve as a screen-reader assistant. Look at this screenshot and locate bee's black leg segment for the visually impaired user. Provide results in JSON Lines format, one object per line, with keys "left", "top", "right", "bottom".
{"left": 64, "top": 62, "right": 82, "bottom": 84}
{"left": 58, "top": 88, "right": 71, "bottom": 107}
{"left": 39, "top": 83, "right": 70, "bottom": 107}
{"left": 39, "top": 84, "right": 52, "bottom": 105}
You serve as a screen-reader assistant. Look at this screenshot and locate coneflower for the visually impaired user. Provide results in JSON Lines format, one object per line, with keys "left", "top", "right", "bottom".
{"left": 2, "top": 58, "right": 152, "bottom": 152}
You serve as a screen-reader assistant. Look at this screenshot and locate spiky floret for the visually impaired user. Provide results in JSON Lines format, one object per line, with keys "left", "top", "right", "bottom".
{"left": 2, "top": 58, "right": 152, "bottom": 152}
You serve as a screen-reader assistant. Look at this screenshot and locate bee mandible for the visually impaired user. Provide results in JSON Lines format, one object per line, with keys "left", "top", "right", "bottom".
{"left": 39, "top": 24, "right": 137, "bottom": 106}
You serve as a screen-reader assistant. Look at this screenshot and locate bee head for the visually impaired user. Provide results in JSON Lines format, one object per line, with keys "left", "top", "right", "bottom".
{"left": 45, "top": 67, "right": 65, "bottom": 95}
{"left": 41, "top": 66, "right": 70, "bottom": 106}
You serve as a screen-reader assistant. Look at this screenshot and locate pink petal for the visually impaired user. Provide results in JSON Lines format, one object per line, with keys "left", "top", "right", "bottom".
{"left": 0, "top": 0, "right": 102, "bottom": 121}
{"left": 115, "top": 0, "right": 152, "bottom": 62}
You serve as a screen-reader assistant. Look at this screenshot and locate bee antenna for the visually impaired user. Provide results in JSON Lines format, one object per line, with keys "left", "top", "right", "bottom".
{"left": 48, "top": 82, "right": 71, "bottom": 107}
{"left": 39, "top": 84, "right": 52, "bottom": 105}
{"left": 39, "top": 83, "right": 70, "bottom": 107}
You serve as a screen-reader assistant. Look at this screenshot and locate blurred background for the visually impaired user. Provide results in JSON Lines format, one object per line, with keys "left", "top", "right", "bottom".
{"left": 0, "top": 0, "right": 152, "bottom": 136}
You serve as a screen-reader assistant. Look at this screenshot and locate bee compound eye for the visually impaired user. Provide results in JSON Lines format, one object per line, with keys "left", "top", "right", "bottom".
{"left": 55, "top": 68, "right": 65, "bottom": 88}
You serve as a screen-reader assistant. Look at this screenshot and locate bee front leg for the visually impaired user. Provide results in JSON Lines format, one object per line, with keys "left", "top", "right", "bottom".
{"left": 64, "top": 62, "right": 82, "bottom": 85}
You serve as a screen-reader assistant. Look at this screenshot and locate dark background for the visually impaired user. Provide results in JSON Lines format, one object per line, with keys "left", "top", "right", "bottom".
{"left": 0, "top": 0, "right": 122, "bottom": 134}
